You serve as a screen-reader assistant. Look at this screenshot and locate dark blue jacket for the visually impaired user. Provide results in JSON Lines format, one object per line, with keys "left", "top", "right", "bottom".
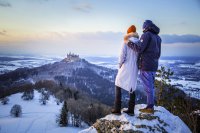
{"left": 128, "top": 20, "right": 161, "bottom": 71}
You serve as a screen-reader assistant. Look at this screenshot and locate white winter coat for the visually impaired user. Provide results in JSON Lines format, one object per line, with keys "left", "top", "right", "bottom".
{"left": 115, "top": 33, "right": 139, "bottom": 93}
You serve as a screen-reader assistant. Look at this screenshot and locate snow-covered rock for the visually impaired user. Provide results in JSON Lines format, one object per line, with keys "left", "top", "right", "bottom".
{"left": 79, "top": 104, "right": 191, "bottom": 133}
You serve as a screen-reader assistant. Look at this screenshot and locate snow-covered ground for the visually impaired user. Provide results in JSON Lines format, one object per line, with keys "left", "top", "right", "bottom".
{"left": 170, "top": 79, "right": 200, "bottom": 98}
{"left": 80, "top": 104, "right": 191, "bottom": 133}
{"left": 0, "top": 91, "right": 85, "bottom": 133}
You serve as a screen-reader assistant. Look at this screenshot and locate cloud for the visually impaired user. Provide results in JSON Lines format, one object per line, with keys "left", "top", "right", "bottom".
{"left": 0, "top": 31, "right": 123, "bottom": 56}
{"left": 73, "top": 3, "right": 93, "bottom": 13}
{"left": 39, "top": 31, "right": 123, "bottom": 43}
{"left": 0, "top": 30, "right": 7, "bottom": 36}
{"left": 0, "top": 0, "right": 11, "bottom": 7}
{"left": 30, "top": 0, "right": 50, "bottom": 3}
{"left": 1, "top": 31, "right": 200, "bottom": 56}
{"left": 161, "top": 34, "right": 200, "bottom": 44}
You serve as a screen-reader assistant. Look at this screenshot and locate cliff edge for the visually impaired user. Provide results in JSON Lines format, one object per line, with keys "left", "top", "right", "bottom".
{"left": 79, "top": 104, "right": 191, "bottom": 133}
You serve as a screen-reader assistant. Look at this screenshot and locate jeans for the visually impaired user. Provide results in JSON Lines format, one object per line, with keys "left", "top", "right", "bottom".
{"left": 140, "top": 71, "right": 156, "bottom": 107}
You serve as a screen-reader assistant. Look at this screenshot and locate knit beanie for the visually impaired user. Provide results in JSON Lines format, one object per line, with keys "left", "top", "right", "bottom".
{"left": 127, "top": 25, "right": 136, "bottom": 34}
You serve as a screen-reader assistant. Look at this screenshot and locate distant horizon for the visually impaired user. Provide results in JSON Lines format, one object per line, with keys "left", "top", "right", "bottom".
{"left": 0, "top": 53, "right": 200, "bottom": 59}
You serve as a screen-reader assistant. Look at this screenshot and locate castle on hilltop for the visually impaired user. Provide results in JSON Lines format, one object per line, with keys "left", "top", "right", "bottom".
{"left": 63, "top": 52, "right": 80, "bottom": 62}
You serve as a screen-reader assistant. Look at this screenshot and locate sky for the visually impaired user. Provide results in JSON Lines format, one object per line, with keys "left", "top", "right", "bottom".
{"left": 0, "top": 0, "right": 200, "bottom": 57}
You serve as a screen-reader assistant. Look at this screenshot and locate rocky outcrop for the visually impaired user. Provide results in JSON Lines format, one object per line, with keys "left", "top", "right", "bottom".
{"left": 79, "top": 104, "right": 191, "bottom": 133}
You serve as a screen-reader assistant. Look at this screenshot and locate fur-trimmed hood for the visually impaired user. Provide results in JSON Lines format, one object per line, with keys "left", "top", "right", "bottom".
{"left": 124, "top": 32, "right": 139, "bottom": 44}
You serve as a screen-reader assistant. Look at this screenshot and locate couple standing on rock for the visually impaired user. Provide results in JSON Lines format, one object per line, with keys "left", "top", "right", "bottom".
{"left": 111, "top": 20, "right": 161, "bottom": 115}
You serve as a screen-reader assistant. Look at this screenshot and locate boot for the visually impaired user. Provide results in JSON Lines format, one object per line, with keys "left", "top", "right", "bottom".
{"left": 139, "top": 108, "right": 154, "bottom": 114}
{"left": 123, "top": 92, "right": 135, "bottom": 116}
{"left": 111, "top": 86, "right": 121, "bottom": 115}
{"left": 139, "top": 104, "right": 154, "bottom": 114}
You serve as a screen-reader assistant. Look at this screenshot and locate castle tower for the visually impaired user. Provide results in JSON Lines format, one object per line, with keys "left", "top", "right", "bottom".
{"left": 64, "top": 52, "right": 80, "bottom": 62}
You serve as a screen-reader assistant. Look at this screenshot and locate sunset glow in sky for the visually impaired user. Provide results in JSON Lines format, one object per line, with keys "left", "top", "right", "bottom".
{"left": 0, "top": 0, "right": 200, "bottom": 56}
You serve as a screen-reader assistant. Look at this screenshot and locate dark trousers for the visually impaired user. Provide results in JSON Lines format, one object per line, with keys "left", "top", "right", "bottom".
{"left": 114, "top": 86, "right": 135, "bottom": 112}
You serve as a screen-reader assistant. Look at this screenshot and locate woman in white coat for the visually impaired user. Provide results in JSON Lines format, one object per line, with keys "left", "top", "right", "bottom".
{"left": 111, "top": 25, "right": 139, "bottom": 115}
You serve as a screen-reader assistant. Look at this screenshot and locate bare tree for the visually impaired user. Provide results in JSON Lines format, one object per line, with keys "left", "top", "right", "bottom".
{"left": 67, "top": 98, "right": 82, "bottom": 127}
{"left": 39, "top": 88, "right": 50, "bottom": 105}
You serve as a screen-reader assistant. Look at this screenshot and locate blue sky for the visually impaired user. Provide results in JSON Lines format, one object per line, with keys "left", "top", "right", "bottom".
{"left": 0, "top": 0, "right": 200, "bottom": 56}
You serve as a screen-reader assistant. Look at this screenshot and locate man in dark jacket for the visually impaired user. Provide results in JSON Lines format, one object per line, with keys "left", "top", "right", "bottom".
{"left": 127, "top": 20, "right": 161, "bottom": 113}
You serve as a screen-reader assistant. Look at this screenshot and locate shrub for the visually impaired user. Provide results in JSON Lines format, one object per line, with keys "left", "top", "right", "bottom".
{"left": 10, "top": 104, "right": 22, "bottom": 117}
{"left": 1, "top": 97, "right": 9, "bottom": 105}
{"left": 21, "top": 89, "right": 34, "bottom": 100}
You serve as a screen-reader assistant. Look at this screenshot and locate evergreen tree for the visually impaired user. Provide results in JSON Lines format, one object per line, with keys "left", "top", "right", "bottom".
{"left": 58, "top": 101, "right": 68, "bottom": 126}
{"left": 155, "top": 66, "right": 173, "bottom": 105}
{"left": 74, "top": 91, "right": 79, "bottom": 100}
